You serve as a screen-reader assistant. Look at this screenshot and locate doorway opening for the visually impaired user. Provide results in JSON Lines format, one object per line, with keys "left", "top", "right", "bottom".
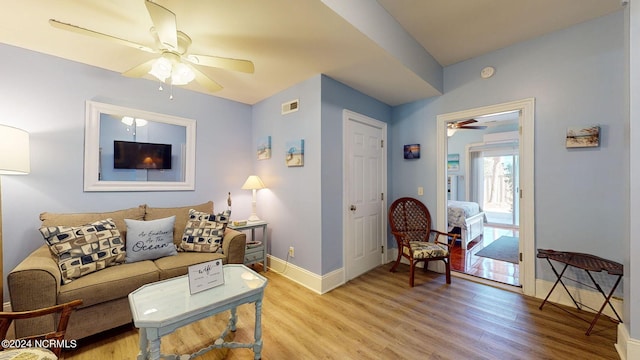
{"left": 452, "top": 136, "right": 520, "bottom": 286}
{"left": 436, "top": 98, "right": 535, "bottom": 296}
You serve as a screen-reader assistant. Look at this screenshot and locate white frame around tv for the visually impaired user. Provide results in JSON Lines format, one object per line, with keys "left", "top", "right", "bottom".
{"left": 84, "top": 100, "right": 196, "bottom": 192}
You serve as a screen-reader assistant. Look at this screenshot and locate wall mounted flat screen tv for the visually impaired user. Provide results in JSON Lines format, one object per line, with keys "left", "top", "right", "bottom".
{"left": 113, "top": 140, "right": 172, "bottom": 170}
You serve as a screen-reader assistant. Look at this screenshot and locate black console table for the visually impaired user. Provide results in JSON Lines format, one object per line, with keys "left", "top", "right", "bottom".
{"left": 537, "top": 249, "right": 623, "bottom": 335}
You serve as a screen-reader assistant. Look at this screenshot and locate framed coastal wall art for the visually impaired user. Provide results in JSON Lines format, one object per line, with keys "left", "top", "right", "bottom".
{"left": 403, "top": 144, "right": 420, "bottom": 159}
{"left": 285, "top": 139, "right": 304, "bottom": 167}
{"left": 447, "top": 154, "right": 460, "bottom": 172}
{"left": 257, "top": 135, "right": 272, "bottom": 160}
{"left": 566, "top": 125, "right": 600, "bottom": 148}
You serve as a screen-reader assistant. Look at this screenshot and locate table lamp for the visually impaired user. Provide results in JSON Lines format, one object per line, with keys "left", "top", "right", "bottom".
{"left": 241, "top": 175, "right": 265, "bottom": 222}
{"left": 0, "top": 124, "right": 30, "bottom": 302}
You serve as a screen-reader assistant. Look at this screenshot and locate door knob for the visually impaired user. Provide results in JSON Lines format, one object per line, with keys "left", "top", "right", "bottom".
{"left": 350, "top": 205, "right": 356, "bottom": 211}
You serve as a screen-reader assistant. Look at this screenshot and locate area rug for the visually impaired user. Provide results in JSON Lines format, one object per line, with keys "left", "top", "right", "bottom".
{"left": 475, "top": 236, "right": 519, "bottom": 264}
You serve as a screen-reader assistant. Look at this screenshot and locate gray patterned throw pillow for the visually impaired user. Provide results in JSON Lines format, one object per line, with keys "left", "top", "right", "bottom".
{"left": 181, "top": 209, "right": 231, "bottom": 253}
{"left": 40, "top": 218, "right": 125, "bottom": 284}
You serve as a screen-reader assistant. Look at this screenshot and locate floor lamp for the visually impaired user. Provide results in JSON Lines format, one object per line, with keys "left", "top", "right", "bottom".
{"left": 0, "top": 125, "right": 30, "bottom": 303}
{"left": 241, "top": 175, "right": 265, "bottom": 222}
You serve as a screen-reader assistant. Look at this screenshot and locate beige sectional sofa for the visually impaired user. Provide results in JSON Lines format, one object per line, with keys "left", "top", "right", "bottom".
{"left": 8, "top": 201, "right": 246, "bottom": 340}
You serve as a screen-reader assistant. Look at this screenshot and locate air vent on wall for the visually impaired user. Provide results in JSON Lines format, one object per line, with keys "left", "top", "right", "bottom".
{"left": 282, "top": 99, "right": 299, "bottom": 115}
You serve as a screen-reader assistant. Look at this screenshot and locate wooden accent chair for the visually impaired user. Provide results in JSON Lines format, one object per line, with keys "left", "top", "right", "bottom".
{"left": 0, "top": 299, "right": 82, "bottom": 359}
{"left": 388, "top": 197, "right": 459, "bottom": 287}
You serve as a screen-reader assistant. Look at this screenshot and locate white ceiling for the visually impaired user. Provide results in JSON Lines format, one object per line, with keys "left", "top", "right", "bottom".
{"left": 0, "top": 0, "right": 623, "bottom": 106}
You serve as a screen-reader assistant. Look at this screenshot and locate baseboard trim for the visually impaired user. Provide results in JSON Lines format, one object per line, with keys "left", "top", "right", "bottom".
{"left": 534, "top": 279, "right": 623, "bottom": 320}
{"left": 266, "top": 255, "right": 345, "bottom": 294}
{"left": 267, "top": 255, "right": 625, "bottom": 322}
{"left": 616, "top": 323, "right": 640, "bottom": 360}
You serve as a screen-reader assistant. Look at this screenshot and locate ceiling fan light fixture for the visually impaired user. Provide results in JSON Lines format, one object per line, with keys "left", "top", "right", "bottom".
{"left": 121, "top": 117, "right": 148, "bottom": 127}
{"left": 171, "top": 62, "right": 195, "bottom": 85}
{"left": 135, "top": 119, "right": 148, "bottom": 126}
{"left": 149, "top": 56, "right": 172, "bottom": 82}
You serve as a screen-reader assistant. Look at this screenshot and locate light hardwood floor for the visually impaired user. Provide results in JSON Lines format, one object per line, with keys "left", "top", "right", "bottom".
{"left": 63, "top": 264, "right": 619, "bottom": 360}
{"left": 451, "top": 226, "right": 520, "bottom": 286}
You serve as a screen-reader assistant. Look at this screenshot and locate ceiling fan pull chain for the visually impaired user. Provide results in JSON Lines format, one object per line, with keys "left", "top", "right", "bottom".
{"left": 169, "top": 83, "right": 174, "bottom": 100}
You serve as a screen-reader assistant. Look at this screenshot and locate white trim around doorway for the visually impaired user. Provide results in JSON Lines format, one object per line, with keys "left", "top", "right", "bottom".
{"left": 436, "top": 98, "right": 535, "bottom": 296}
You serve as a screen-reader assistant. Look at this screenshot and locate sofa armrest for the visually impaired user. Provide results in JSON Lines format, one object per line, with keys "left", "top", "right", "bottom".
{"left": 8, "top": 245, "right": 62, "bottom": 338}
{"left": 222, "top": 228, "right": 246, "bottom": 264}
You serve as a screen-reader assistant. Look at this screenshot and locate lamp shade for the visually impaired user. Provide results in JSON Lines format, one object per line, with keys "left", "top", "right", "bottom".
{"left": 0, "top": 125, "right": 30, "bottom": 175}
{"left": 241, "top": 175, "right": 265, "bottom": 190}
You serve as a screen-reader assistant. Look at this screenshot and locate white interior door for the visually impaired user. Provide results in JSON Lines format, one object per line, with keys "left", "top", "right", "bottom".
{"left": 343, "top": 110, "right": 386, "bottom": 281}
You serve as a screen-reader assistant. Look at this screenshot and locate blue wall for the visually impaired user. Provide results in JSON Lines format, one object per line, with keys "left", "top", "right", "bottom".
{"left": 250, "top": 75, "right": 390, "bottom": 275}
{"left": 251, "top": 75, "right": 323, "bottom": 273}
{"left": 0, "top": 44, "right": 253, "bottom": 299}
{"left": 320, "top": 75, "right": 391, "bottom": 273}
{"left": 390, "top": 11, "right": 625, "bottom": 284}
{"left": 0, "top": 9, "right": 627, "bottom": 300}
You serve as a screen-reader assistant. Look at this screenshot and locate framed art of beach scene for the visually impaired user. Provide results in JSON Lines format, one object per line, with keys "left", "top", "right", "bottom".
{"left": 566, "top": 125, "right": 600, "bottom": 148}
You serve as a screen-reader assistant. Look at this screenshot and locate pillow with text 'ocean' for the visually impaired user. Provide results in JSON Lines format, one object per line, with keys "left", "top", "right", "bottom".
{"left": 124, "top": 216, "right": 177, "bottom": 263}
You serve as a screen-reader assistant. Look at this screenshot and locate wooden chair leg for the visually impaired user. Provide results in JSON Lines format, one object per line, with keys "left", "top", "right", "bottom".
{"left": 390, "top": 250, "right": 403, "bottom": 273}
{"left": 409, "top": 262, "right": 416, "bottom": 287}
{"left": 445, "top": 259, "right": 451, "bottom": 284}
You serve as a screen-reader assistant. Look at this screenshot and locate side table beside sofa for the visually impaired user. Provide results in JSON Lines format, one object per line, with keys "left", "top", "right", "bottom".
{"left": 7, "top": 201, "right": 246, "bottom": 340}
{"left": 229, "top": 220, "right": 268, "bottom": 271}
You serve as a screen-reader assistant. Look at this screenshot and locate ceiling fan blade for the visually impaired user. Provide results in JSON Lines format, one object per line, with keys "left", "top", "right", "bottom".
{"left": 145, "top": 0, "right": 177, "bottom": 50}
{"left": 49, "top": 19, "right": 156, "bottom": 53}
{"left": 186, "top": 54, "right": 255, "bottom": 73}
{"left": 189, "top": 64, "right": 223, "bottom": 92}
{"left": 456, "top": 119, "right": 478, "bottom": 126}
{"left": 122, "top": 59, "right": 157, "bottom": 78}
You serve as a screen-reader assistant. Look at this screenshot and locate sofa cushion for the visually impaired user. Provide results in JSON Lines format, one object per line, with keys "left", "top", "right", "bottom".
{"left": 40, "top": 205, "right": 146, "bottom": 241}
{"left": 154, "top": 252, "right": 225, "bottom": 280}
{"left": 57, "top": 260, "right": 159, "bottom": 307}
{"left": 180, "top": 209, "right": 231, "bottom": 253}
{"left": 124, "top": 216, "right": 177, "bottom": 263}
{"left": 144, "top": 201, "right": 213, "bottom": 246}
{"left": 40, "top": 218, "right": 125, "bottom": 284}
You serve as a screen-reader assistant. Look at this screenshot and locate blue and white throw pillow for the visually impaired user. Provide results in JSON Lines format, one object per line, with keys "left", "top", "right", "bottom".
{"left": 181, "top": 209, "right": 231, "bottom": 253}
{"left": 124, "top": 216, "right": 177, "bottom": 263}
{"left": 40, "top": 218, "right": 125, "bottom": 284}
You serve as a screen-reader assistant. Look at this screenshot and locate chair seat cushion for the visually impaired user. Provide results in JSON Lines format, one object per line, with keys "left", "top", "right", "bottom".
{"left": 405, "top": 241, "right": 448, "bottom": 259}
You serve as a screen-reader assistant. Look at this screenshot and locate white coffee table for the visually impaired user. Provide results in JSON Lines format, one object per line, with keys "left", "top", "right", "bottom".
{"left": 129, "top": 264, "right": 268, "bottom": 360}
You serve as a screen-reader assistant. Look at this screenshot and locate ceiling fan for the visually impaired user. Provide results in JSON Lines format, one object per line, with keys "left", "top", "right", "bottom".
{"left": 447, "top": 119, "right": 487, "bottom": 136}
{"left": 447, "top": 119, "right": 488, "bottom": 131}
{"left": 49, "top": 0, "right": 254, "bottom": 94}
